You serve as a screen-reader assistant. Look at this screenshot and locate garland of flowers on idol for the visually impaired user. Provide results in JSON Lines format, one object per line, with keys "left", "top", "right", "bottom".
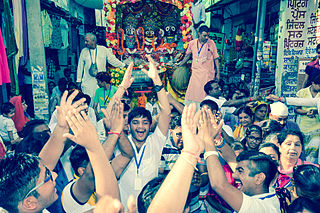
{"left": 180, "top": 0, "right": 193, "bottom": 49}
{"left": 105, "top": 0, "right": 193, "bottom": 52}
{"left": 152, "top": 36, "right": 164, "bottom": 52}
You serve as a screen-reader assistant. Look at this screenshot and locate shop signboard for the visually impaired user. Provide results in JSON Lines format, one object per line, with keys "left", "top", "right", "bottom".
{"left": 275, "top": 0, "right": 319, "bottom": 120}
{"left": 209, "top": 32, "right": 225, "bottom": 56}
{"left": 31, "top": 66, "right": 49, "bottom": 119}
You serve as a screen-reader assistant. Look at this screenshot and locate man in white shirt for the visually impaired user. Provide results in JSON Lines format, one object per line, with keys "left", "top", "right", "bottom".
{"left": 76, "top": 33, "right": 127, "bottom": 98}
{"left": 205, "top": 138, "right": 281, "bottom": 213}
{"left": 117, "top": 55, "right": 171, "bottom": 208}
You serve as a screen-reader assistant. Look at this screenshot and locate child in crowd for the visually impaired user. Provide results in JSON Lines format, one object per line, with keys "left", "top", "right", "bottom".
{"left": 0, "top": 102, "right": 23, "bottom": 149}
{"left": 93, "top": 72, "right": 118, "bottom": 121}
{"left": 9, "top": 96, "right": 30, "bottom": 135}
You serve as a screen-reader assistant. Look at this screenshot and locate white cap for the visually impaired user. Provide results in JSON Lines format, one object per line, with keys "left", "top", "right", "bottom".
{"left": 270, "top": 102, "right": 288, "bottom": 116}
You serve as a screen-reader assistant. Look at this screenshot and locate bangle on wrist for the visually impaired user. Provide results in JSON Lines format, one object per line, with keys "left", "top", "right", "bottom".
{"left": 278, "top": 97, "right": 281, "bottom": 101}
{"left": 216, "top": 139, "right": 226, "bottom": 149}
{"left": 248, "top": 97, "right": 252, "bottom": 102}
{"left": 108, "top": 131, "right": 121, "bottom": 138}
{"left": 182, "top": 150, "right": 200, "bottom": 161}
{"left": 154, "top": 84, "right": 164, "bottom": 92}
{"left": 204, "top": 151, "right": 219, "bottom": 160}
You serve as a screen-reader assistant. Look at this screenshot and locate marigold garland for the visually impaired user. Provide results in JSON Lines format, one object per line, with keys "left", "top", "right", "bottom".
{"left": 116, "top": 29, "right": 126, "bottom": 55}
{"left": 152, "top": 36, "right": 164, "bottom": 52}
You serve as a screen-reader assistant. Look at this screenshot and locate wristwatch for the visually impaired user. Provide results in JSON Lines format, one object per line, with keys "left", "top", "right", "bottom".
{"left": 154, "top": 84, "right": 164, "bottom": 92}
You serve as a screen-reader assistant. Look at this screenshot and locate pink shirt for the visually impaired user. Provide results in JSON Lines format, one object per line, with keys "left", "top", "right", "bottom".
{"left": 185, "top": 39, "right": 219, "bottom": 102}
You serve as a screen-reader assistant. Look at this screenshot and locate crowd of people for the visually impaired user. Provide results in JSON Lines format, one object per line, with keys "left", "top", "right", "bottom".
{"left": 0, "top": 30, "right": 320, "bottom": 213}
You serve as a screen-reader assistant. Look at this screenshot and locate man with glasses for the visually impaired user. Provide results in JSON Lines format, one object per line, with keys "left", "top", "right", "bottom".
{"left": 0, "top": 153, "right": 58, "bottom": 212}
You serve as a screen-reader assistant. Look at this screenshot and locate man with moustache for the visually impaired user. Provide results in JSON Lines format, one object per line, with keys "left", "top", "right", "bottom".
{"left": 117, "top": 55, "right": 171, "bottom": 208}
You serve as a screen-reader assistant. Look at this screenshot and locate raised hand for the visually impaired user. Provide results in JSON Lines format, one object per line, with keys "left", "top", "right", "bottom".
{"left": 120, "top": 62, "right": 134, "bottom": 90}
{"left": 141, "top": 55, "right": 160, "bottom": 81}
{"left": 199, "top": 108, "right": 224, "bottom": 146}
{"left": 56, "top": 90, "right": 87, "bottom": 129}
{"left": 181, "top": 104, "right": 203, "bottom": 155}
{"left": 64, "top": 110, "right": 100, "bottom": 152}
{"left": 109, "top": 100, "right": 125, "bottom": 133}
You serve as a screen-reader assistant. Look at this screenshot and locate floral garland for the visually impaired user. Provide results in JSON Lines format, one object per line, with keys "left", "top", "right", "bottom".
{"left": 104, "top": 0, "right": 194, "bottom": 51}
{"left": 135, "top": 27, "right": 145, "bottom": 51}
{"left": 110, "top": 67, "right": 126, "bottom": 86}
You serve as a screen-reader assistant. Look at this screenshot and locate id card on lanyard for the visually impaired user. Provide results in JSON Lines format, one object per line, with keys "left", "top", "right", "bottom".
{"left": 133, "top": 145, "right": 146, "bottom": 190}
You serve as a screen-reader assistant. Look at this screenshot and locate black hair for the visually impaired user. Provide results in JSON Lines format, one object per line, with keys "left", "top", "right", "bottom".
{"left": 245, "top": 125, "right": 262, "bottom": 137}
{"left": 67, "top": 89, "right": 85, "bottom": 103}
{"left": 259, "top": 143, "right": 280, "bottom": 161}
{"left": 236, "top": 151, "right": 278, "bottom": 189}
{"left": 261, "top": 119, "right": 282, "bottom": 136}
{"left": 236, "top": 106, "right": 253, "bottom": 118}
{"left": 96, "top": 72, "right": 111, "bottom": 84}
{"left": 70, "top": 145, "right": 89, "bottom": 177}
{"left": 58, "top": 78, "right": 68, "bottom": 92}
{"left": 255, "top": 103, "right": 268, "bottom": 113}
{"left": 137, "top": 176, "right": 192, "bottom": 213}
{"left": 317, "top": 43, "right": 320, "bottom": 52}
{"left": 200, "top": 99, "right": 219, "bottom": 112}
{"left": 123, "top": 102, "right": 131, "bottom": 112}
{"left": 170, "top": 115, "right": 181, "bottom": 130}
{"left": 292, "top": 164, "right": 320, "bottom": 201}
{"left": 21, "top": 119, "right": 47, "bottom": 138}
{"left": 1, "top": 102, "right": 15, "bottom": 115}
{"left": 64, "top": 68, "right": 71, "bottom": 75}
{"left": 67, "top": 82, "right": 78, "bottom": 90}
{"left": 83, "top": 94, "right": 91, "bottom": 106}
{"left": 311, "top": 72, "right": 320, "bottom": 84}
{"left": 277, "top": 129, "right": 304, "bottom": 146}
{"left": 204, "top": 80, "right": 219, "bottom": 95}
{"left": 243, "top": 46, "right": 254, "bottom": 58}
{"left": 199, "top": 25, "right": 209, "bottom": 34}
{"left": 0, "top": 153, "right": 41, "bottom": 213}
{"left": 287, "top": 197, "right": 318, "bottom": 213}
{"left": 15, "top": 131, "right": 50, "bottom": 155}
{"left": 128, "top": 107, "right": 152, "bottom": 124}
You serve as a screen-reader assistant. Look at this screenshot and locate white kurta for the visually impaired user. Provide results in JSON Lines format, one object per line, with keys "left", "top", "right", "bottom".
{"left": 76, "top": 45, "right": 125, "bottom": 98}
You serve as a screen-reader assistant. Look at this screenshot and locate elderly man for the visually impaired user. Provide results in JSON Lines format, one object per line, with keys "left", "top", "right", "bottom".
{"left": 257, "top": 102, "right": 300, "bottom": 131}
{"left": 76, "top": 33, "right": 127, "bottom": 98}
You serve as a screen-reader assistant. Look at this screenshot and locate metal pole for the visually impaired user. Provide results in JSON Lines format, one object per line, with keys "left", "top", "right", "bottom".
{"left": 251, "top": 0, "right": 262, "bottom": 96}
{"left": 252, "top": 0, "right": 267, "bottom": 96}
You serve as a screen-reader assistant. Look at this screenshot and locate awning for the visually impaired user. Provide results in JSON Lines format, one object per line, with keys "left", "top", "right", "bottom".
{"left": 206, "top": 0, "right": 238, "bottom": 12}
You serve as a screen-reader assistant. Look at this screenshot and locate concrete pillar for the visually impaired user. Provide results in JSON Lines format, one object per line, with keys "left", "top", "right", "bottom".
{"left": 26, "top": 0, "right": 49, "bottom": 120}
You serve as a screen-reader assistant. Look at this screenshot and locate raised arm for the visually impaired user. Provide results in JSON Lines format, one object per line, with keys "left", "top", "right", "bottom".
{"left": 266, "top": 94, "right": 318, "bottom": 107}
{"left": 203, "top": 109, "right": 244, "bottom": 212}
{"left": 177, "top": 53, "right": 191, "bottom": 67}
{"left": 103, "top": 63, "right": 134, "bottom": 129}
{"left": 64, "top": 110, "right": 119, "bottom": 200}
{"left": 222, "top": 95, "right": 260, "bottom": 107}
{"left": 39, "top": 90, "right": 87, "bottom": 170}
{"left": 148, "top": 104, "right": 203, "bottom": 212}
{"left": 142, "top": 55, "right": 171, "bottom": 135}
{"left": 167, "top": 92, "right": 184, "bottom": 114}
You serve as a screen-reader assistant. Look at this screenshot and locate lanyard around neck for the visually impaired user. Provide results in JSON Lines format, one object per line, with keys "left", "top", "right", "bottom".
{"left": 104, "top": 87, "right": 112, "bottom": 105}
{"left": 89, "top": 48, "right": 97, "bottom": 64}
{"left": 197, "top": 40, "right": 206, "bottom": 57}
{"left": 134, "top": 145, "right": 146, "bottom": 175}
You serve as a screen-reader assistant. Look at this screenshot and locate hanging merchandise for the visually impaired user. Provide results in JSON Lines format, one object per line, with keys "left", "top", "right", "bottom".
{"left": 60, "top": 18, "right": 69, "bottom": 49}
{"left": 3, "top": 0, "right": 19, "bottom": 94}
{"left": 50, "top": 15, "right": 63, "bottom": 49}
{"left": 41, "top": 10, "right": 53, "bottom": 48}
{"left": 0, "top": 29, "right": 11, "bottom": 85}
{"left": 19, "top": 0, "right": 29, "bottom": 66}
{"left": 12, "top": 0, "right": 24, "bottom": 65}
